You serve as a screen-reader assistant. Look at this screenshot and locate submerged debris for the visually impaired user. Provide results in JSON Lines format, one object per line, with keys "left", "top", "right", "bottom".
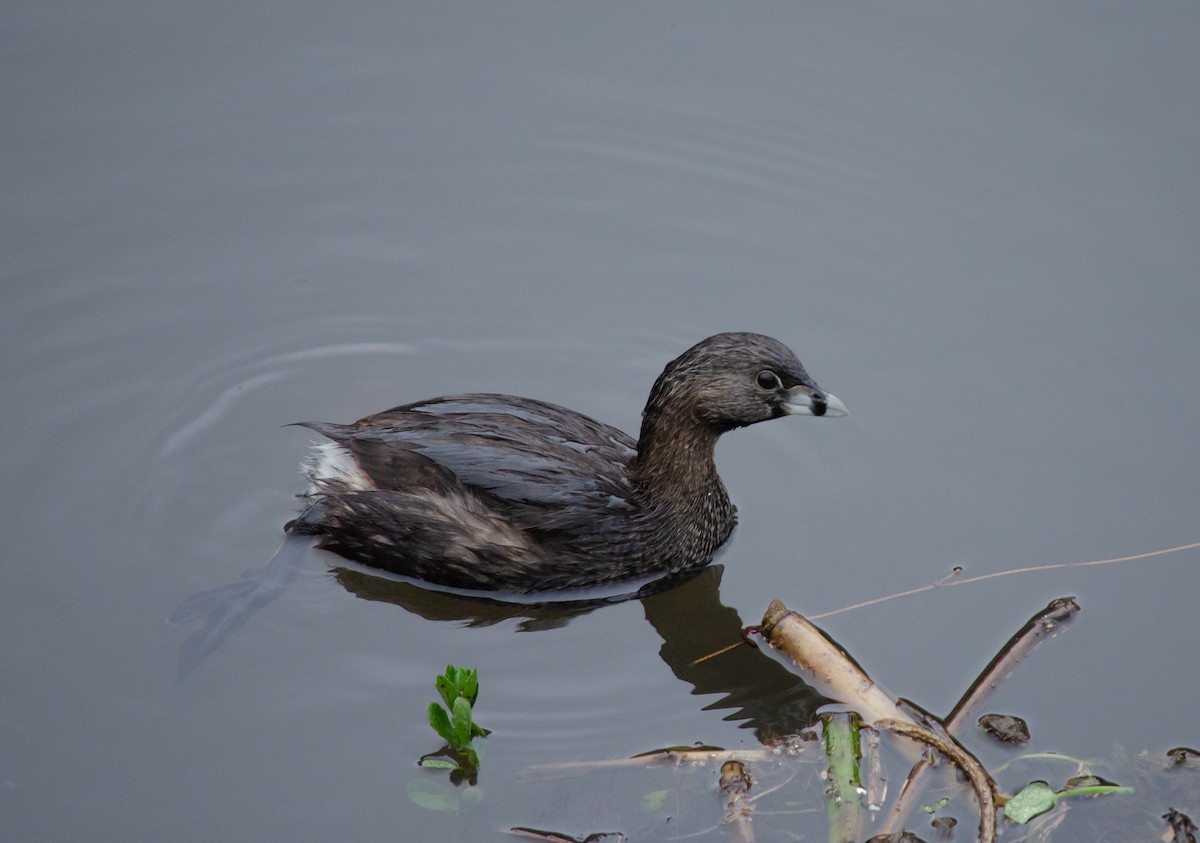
{"left": 978, "top": 713, "right": 1030, "bottom": 745}
{"left": 1167, "top": 747, "right": 1200, "bottom": 767}
{"left": 930, "top": 815, "right": 957, "bottom": 838}
{"left": 1163, "top": 808, "right": 1198, "bottom": 843}
{"left": 509, "top": 828, "right": 626, "bottom": 843}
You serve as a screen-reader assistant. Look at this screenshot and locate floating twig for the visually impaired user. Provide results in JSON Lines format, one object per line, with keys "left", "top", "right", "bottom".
{"left": 810, "top": 541, "right": 1198, "bottom": 620}
{"left": 877, "top": 716, "right": 997, "bottom": 843}
{"left": 524, "top": 744, "right": 811, "bottom": 778}
{"left": 946, "top": 597, "right": 1079, "bottom": 731}
{"left": 508, "top": 828, "right": 626, "bottom": 842}
{"left": 879, "top": 597, "right": 1078, "bottom": 836}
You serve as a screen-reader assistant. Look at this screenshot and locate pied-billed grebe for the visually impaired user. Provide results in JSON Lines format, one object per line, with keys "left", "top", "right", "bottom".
{"left": 288, "top": 332, "right": 846, "bottom": 591}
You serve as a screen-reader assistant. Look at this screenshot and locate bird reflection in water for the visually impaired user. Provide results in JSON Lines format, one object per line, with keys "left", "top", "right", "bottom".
{"left": 175, "top": 555, "right": 824, "bottom": 741}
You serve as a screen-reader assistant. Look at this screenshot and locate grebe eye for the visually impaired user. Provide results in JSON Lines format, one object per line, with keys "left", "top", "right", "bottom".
{"left": 756, "top": 370, "right": 781, "bottom": 390}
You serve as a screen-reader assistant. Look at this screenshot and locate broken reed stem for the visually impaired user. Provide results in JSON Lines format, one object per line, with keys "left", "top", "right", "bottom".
{"left": 759, "top": 600, "right": 918, "bottom": 728}
{"left": 719, "top": 759, "right": 755, "bottom": 843}
{"left": 822, "top": 712, "right": 864, "bottom": 843}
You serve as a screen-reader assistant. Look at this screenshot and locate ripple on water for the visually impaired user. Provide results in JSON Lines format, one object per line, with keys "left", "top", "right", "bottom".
{"left": 128, "top": 318, "right": 423, "bottom": 543}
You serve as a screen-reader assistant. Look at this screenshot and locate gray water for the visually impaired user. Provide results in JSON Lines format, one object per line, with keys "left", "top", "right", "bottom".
{"left": 3, "top": 3, "right": 1199, "bottom": 840}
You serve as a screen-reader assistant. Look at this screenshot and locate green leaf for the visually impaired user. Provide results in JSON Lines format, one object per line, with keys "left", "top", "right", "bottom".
{"left": 427, "top": 702, "right": 454, "bottom": 744}
{"left": 406, "top": 779, "right": 459, "bottom": 813}
{"left": 451, "top": 696, "right": 473, "bottom": 749}
{"left": 460, "top": 668, "right": 479, "bottom": 705}
{"left": 436, "top": 674, "right": 457, "bottom": 709}
{"left": 1004, "top": 781, "right": 1058, "bottom": 824}
{"left": 418, "top": 758, "right": 458, "bottom": 770}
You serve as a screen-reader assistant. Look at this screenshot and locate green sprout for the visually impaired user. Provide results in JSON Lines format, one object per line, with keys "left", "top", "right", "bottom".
{"left": 418, "top": 665, "right": 490, "bottom": 786}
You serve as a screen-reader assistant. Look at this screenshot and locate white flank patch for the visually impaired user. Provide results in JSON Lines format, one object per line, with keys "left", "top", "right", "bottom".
{"left": 305, "top": 441, "right": 374, "bottom": 493}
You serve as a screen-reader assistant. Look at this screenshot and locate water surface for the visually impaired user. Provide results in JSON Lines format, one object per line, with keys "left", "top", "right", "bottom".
{"left": 3, "top": 3, "right": 1199, "bottom": 840}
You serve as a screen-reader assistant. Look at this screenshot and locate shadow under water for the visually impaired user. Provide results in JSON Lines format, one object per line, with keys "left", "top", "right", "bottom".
{"left": 174, "top": 549, "right": 823, "bottom": 739}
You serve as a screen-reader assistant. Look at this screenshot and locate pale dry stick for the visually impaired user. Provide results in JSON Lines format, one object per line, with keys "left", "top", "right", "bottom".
{"left": 743, "top": 767, "right": 800, "bottom": 805}
{"left": 759, "top": 600, "right": 918, "bottom": 728}
{"left": 810, "top": 541, "right": 1200, "bottom": 621}
{"left": 680, "top": 768, "right": 803, "bottom": 843}
{"left": 861, "top": 725, "right": 886, "bottom": 812}
{"left": 524, "top": 744, "right": 812, "bottom": 777}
